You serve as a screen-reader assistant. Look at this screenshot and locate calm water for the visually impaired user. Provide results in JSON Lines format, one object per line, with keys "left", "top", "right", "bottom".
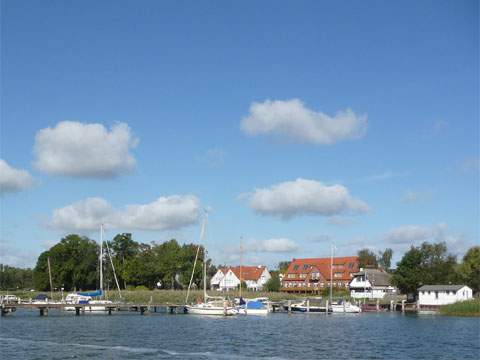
{"left": 1, "top": 310, "right": 479, "bottom": 359}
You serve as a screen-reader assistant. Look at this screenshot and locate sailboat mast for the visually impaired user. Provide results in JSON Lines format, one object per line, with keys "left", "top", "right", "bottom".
{"left": 47, "top": 257, "right": 53, "bottom": 300}
{"left": 100, "top": 224, "right": 104, "bottom": 294}
{"left": 239, "top": 237, "right": 243, "bottom": 298}
{"left": 203, "top": 249, "right": 207, "bottom": 302}
{"left": 329, "top": 243, "right": 333, "bottom": 308}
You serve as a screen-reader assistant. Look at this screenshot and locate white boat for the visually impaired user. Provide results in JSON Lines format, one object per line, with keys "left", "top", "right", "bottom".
{"left": 186, "top": 297, "right": 238, "bottom": 316}
{"left": 84, "top": 299, "right": 113, "bottom": 312}
{"left": 184, "top": 212, "right": 237, "bottom": 316}
{"left": 63, "top": 225, "right": 122, "bottom": 312}
{"left": 64, "top": 293, "right": 92, "bottom": 311}
{"left": 330, "top": 300, "right": 362, "bottom": 313}
{"left": 237, "top": 299, "right": 269, "bottom": 315}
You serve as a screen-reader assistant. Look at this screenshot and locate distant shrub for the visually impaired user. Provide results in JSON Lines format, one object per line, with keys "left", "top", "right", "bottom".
{"left": 439, "top": 299, "right": 480, "bottom": 317}
{"left": 135, "top": 285, "right": 149, "bottom": 291}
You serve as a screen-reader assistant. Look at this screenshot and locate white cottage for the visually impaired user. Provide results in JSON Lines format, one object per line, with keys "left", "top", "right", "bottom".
{"left": 210, "top": 266, "right": 271, "bottom": 291}
{"left": 349, "top": 268, "right": 396, "bottom": 299}
{"left": 418, "top": 285, "right": 473, "bottom": 309}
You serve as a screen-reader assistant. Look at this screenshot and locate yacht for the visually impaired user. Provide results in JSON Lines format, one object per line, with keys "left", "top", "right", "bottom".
{"left": 184, "top": 213, "right": 237, "bottom": 316}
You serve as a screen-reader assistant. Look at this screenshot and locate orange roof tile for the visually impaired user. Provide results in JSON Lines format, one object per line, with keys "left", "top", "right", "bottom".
{"left": 222, "top": 266, "right": 267, "bottom": 281}
{"left": 284, "top": 256, "right": 359, "bottom": 282}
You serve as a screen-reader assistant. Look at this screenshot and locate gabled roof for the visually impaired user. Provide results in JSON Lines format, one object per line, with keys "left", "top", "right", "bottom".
{"left": 284, "top": 256, "right": 359, "bottom": 281}
{"left": 352, "top": 269, "right": 392, "bottom": 286}
{"left": 220, "top": 266, "right": 268, "bottom": 281}
{"left": 418, "top": 285, "right": 468, "bottom": 292}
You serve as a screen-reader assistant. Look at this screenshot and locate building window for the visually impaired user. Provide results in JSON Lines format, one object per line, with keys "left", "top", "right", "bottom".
{"left": 435, "top": 291, "right": 438, "bottom": 299}
{"left": 293, "top": 265, "right": 299, "bottom": 270}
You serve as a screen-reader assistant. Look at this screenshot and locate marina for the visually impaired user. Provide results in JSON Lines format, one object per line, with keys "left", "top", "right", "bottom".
{"left": 1, "top": 308, "right": 478, "bottom": 360}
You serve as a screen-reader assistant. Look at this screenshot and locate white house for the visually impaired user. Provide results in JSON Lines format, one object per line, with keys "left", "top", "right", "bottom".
{"left": 418, "top": 285, "right": 473, "bottom": 308}
{"left": 210, "top": 266, "right": 271, "bottom": 291}
{"left": 349, "top": 268, "right": 396, "bottom": 299}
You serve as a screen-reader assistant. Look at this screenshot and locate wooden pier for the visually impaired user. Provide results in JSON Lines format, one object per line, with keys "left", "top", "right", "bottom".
{"left": 0, "top": 302, "right": 185, "bottom": 317}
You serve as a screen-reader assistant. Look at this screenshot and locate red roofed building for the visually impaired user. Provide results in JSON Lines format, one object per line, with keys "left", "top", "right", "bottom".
{"left": 281, "top": 256, "right": 359, "bottom": 293}
{"left": 210, "top": 265, "right": 272, "bottom": 291}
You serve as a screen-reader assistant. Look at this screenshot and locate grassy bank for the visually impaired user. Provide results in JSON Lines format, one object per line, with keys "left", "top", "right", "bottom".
{"left": 1, "top": 289, "right": 321, "bottom": 304}
{"left": 439, "top": 298, "right": 480, "bottom": 317}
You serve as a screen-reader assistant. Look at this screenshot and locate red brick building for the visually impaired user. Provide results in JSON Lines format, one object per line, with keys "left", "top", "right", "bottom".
{"left": 281, "top": 256, "right": 359, "bottom": 293}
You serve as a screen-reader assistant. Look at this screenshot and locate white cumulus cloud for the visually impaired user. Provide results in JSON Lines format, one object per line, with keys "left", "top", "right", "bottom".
{"left": 49, "top": 195, "right": 201, "bottom": 232}
{"left": 34, "top": 121, "right": 138, "bottom": 178}
{"left": 248, "top": 178, "right": 369, "bottom": 219}
{"left": 241, "top": 99, "right": 367, "bottom": 144}
{"left": 383, "top": 223, "right": 448, "bottom": 244}
{"left": 0, "top": 159, "right": 34, "bottom": 193}
{"left": 51, "top": 197, "right": 114, "bottom": 231}
{"left": 112, "top": 195, "right": 201, "bottom": 231}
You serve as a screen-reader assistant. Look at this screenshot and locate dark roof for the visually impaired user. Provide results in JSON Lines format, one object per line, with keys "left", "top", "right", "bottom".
{"left": 353, "top": 269, "right": 392, "bottom": 286}
{"left": 418, "top": 285, "right": 467, "bottom": 292}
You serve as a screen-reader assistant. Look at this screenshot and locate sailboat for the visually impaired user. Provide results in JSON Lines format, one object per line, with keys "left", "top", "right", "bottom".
{"left": 184, "top": 213, "right": 238, "bottom": 316}
{"left": 327, "top": 243, "right": 361, "bottom": 314}
{"left": 65, "top": 224, "right": 121, "bottom": 312}
{"left": 236, "top": 240, "right": 269, "bottom": 315}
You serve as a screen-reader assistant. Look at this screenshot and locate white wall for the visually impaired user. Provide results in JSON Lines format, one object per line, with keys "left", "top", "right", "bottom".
{"left": 350, "top": 287, "right": 395, "bottom": 299}
{"left": 211, "top": 267, "right": 272, "bottom": 291}
{"left": 210, "top": 270, "right": 225, "bottom": 287}
{"left": 419, "top": 287, "right": 473, "bottom": 306}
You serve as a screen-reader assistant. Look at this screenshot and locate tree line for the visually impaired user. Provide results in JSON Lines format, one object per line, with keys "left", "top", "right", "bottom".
{"left": 357, "top": 243, "right": 479, "bottom": 295}
{"left": 1, "top": 235, "right": 478, "bottom": 295}
{"left": 29, "top": 233, "right": 214, "bottom": 292}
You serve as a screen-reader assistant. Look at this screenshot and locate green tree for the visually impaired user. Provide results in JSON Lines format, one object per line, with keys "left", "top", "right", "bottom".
{"left": 109, "top": 233, "right": 140, "bottom": 289}
{"left": 33, "top": 234, "right": 99, "bottom": 291}
{"left": 153, "top": 239, "right": 182, "bottom": 289}
{"left": 278, "top": 261, "right": 290, "bottom": 273}
{"left": 358, "top": 248, "right": 378, "bottom": 268}
{"left": 378, "top": 248, "right": 393, "bottom": 270}
{"left": 124, "top": 243, "right": 160, "bottom": 288}
{"left": 0, "top": 265, "right": 34, "bottom": 290}
{"left": 392, "top": 242, "right": 458, "bottom": 296}
{"left": 458, "top": 246, "right": 480, "bottom": 293}
{"left": 264, "top": 273, "right": 281, "bottom": 292}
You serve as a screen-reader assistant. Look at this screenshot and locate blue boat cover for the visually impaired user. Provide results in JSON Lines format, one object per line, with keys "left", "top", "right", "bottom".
{"left": 239, "top": 297, "right": 246, "bottom": 305}
{"left": 246, "top": 300, "right": 264, "bottom": 310}
{"left": 77, "top": 290, "right": 103, "bottom": 297}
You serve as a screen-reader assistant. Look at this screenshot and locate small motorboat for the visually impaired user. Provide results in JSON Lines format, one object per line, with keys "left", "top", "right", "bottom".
{"left": 284, "top": 300, "right": 327, "bottom": 313}
{"left": 330, "top": 300, "right": 362, "bottom": 313}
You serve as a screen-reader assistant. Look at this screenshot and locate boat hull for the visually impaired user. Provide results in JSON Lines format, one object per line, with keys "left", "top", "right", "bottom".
{"left": 330, "top": 304, "right": 362, "bottom": 313}
{"left": 185, "top": 305, "right": 237, "bottom": 316}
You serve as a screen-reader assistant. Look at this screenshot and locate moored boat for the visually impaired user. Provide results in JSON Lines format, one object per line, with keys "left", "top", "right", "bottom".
{"left": 237, "top": 298, "right": 269, "bottom": 315}
{"left": 330, "top": 300, "right": 362, "bottom": 313}
{"left": 184, "top": 212, "right": 237, "bottom": 316}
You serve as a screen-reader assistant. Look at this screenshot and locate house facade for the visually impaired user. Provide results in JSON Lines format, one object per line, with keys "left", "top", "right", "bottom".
{"left": 418, "top": 285, "right": 473, "bottom": 308}
{"left": 349, "top": 268, "right": 396, "bottom": 299}
{"left": 210, "top": 266, "right": 271, "bottom": 291}
{"left": 281, "top": 256, "right": 359, "bottom": 293}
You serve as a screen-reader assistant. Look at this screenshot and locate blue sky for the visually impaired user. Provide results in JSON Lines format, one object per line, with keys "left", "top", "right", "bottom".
{"left": 1, "top": 0, "right": 478, "bottom": 269}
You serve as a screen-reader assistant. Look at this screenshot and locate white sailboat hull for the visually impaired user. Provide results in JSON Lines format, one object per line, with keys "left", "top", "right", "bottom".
{"left": 237, "top": 308, "right": 269, "bottom": 315}
{"left": 185, "top": 304, "right": 237, "bottom": 316}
